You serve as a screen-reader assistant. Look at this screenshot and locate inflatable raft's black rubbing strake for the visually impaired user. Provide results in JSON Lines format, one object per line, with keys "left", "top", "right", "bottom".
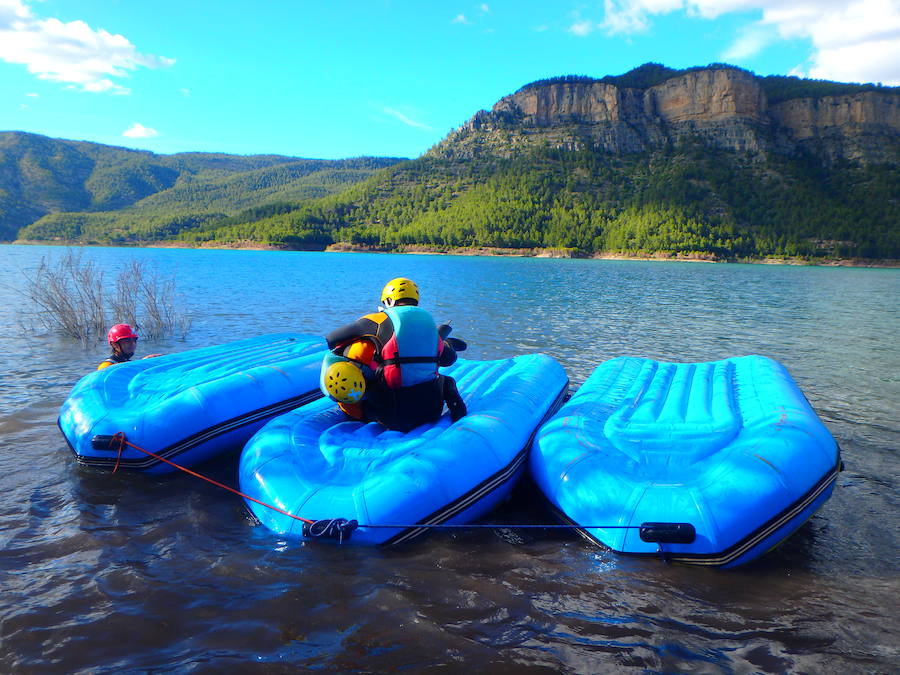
{"left": 69, "top": 389, "right": 323, "bottom": 470}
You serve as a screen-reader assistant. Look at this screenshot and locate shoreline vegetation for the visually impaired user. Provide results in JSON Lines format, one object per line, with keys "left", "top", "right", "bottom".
{"left": 10, "top": 239, "right": 899, "bottom": 268}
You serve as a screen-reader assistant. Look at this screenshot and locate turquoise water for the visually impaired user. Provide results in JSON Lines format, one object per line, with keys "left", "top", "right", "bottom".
{"left": 0, "top": 245, "right": 897, "bottom": 672}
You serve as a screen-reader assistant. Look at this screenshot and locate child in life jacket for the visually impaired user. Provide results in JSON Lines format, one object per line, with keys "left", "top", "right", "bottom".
{"left": 322, "top": 277, "right": 467, "bottom": 432}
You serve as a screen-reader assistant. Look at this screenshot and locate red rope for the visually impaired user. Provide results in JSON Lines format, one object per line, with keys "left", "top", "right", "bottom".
{"left": 107, "top": 432, "right": 313, "bottom": 524}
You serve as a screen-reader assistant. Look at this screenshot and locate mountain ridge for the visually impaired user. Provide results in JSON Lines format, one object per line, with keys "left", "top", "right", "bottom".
{"left": 0, "top": 130, "right": 405, "bottom": 241}
{"left": 433, "top": 64, "right": 900, "bottom": 165}
{"left": 6, "top": 63, "right": 900, "bottom": 261}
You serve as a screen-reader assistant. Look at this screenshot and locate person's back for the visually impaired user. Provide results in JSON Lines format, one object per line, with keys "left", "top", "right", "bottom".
{"left": 324, "top": 278, "right": 466, "bottom": 431}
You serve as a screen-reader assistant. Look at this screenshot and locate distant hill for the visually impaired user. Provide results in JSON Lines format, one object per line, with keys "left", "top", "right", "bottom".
{"left": 9, "top": 63, "right": 900, "bottom": 260}
{"left": 174, "top": 63, "right": 899, "bottom": 260}
{"left": 0, "top": 131, "right": 404, "bottom": 242}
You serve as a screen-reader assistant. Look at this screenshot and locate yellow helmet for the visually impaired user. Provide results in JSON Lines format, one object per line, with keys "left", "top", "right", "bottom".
{"left": 381, "top": 277, "right": 419, "bottom": 307}
{"left": 323, "top": 361, "right": 366, "bottom": 404}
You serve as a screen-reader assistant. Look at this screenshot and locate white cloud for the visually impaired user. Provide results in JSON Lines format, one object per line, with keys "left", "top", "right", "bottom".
{"left": 598, "top": 0, "right": 900, "bottom": 84}
{"left": 722, "top": 21, "right": 779, "bottom": 60}
{"left": 25, "top": 91, "right": 37, "bottom": 97}
{"left": 601, "top": 0, "right": 683, "bottom": 34}
{"left": 180, "top": 87, "right": 190, "bottom": 97}
{"left": 381, "top": 106, "right": 433, "bottom": 131}
{"left": 479, "top": 3, "right": 490, "bottom": 12}
{"left": 122, "top": 122, "right": 159, "bottom": 138}
{"left": 451, "top": 13, "right": 470, "bottom": 24}
{"left": 569, "top": 19, "right": 597, "bottom": 36}
{"left": 0, "top": 0, "right": 174, "bottom": 93}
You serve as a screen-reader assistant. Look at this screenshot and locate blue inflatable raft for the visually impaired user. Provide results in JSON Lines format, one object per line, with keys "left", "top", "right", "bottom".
{"left": 239, "top": 354, "right": 569, "bottom": 545}
{"left": 531, "top": 355, "right": 841, "bottom": 568}
{"left": 59, "top": 333, "right": 326, "bottom": 474}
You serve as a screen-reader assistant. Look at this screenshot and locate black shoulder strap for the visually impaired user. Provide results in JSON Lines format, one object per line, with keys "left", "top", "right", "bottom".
{"left": 380, "top": 356, "right": 440, "bottom": 366}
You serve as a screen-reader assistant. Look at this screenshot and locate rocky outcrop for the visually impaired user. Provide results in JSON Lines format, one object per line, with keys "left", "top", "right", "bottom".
{"left": 770, "top": 92, "right": 900, "bottom": 163}
{"left": 436, "top": 67, "right": 899, "bottom": 164}
{"left": 648, "top": 69, "right": 767, "bottom": 123}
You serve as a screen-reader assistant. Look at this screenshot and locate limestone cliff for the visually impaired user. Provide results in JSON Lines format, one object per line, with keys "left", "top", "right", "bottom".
{"left": 433, "top": 66, "right": 900, "bottom": 164}
{"left": 770, "top": 92, "right": 900, "bottom": 163}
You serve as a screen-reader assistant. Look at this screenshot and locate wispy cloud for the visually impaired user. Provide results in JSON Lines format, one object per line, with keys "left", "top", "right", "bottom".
{"left": 479, "top": 3, "right": 490, "bottom": 12}
{"left": 722, "top": 21, "right": 778, "bottom": 60}
{"left": 0, "top": 0, "right": 174, "bottom": 94}
{"left": 451, "top": 13, "right": 470, "bottom": 24}
{"left": 568, "top": 19, "right": 597, "bottom": 37}
{"left": 122, "top": 122, "right": 159, "bottom": 138}
{"left": 381, "top": 106, "right": 433, "bottom": 131}
{"left": 597, "top": 0, "right": 900, "bottom": 85}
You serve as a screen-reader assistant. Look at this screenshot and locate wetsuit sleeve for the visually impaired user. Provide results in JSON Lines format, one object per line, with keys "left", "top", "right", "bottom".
{"left": 438, "top": 340, "right": 458, "bottom": 367}
{"left": 325, "top": 314, "right": 382, "bottom": 350}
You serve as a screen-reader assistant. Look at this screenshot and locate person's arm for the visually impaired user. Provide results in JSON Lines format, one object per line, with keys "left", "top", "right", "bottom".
{"left": 326, "top": 314, "right": 382, "bottom": 350}
{"left": 438, "top": 340, "right": 458, "bottom": 367}
{"left": 441, "top": 375, "right": 467, "bottom": 422}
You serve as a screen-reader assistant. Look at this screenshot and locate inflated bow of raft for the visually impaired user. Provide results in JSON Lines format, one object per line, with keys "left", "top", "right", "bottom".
{"left": 59, "top": 333, "right": 327, "bottom": 473}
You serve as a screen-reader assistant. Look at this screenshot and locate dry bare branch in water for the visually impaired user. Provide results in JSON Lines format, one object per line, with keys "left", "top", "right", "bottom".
{"left": 18, "top": 251, "right": 192, "bottom": 344}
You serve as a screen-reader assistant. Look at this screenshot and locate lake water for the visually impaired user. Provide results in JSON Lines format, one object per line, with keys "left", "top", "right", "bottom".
{"left": 0, "top": 244, "right": 897, "bottom": 673}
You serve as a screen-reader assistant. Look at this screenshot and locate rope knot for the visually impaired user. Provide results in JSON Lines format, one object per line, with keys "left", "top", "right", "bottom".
{"left": 110, "top": 431, "right": 128, "bottom": 473}
{"left": 302, "top": 518, "right": 358, "bottom": 543}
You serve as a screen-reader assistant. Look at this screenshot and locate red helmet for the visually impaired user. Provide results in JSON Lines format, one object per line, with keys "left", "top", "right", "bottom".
{"left": 108, "top": 323, "right": 139, "bottom": 344}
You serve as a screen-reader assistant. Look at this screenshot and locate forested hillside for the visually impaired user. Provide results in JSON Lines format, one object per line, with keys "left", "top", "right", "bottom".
{"left": 0, "top": 131, "right": 403, "bottom": 242}
{"left": 8, "top": 63, "right": 900, "bottom": 260}
{"left": 175, "top": 144, "right": 898, "bottom": 259}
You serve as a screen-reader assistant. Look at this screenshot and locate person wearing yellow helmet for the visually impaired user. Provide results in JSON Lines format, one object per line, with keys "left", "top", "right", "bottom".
{"left": 324, "top": 277, "right": 467, "bottom": 431}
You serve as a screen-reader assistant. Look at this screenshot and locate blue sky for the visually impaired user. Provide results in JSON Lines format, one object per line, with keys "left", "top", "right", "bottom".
{"left": 2, "top": 0, "right": 898, "bottom": 160}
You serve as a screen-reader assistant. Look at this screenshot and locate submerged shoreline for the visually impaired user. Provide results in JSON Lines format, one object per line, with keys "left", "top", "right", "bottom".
{"left": 9, "top": 239, "right": 900, "bottom": 268}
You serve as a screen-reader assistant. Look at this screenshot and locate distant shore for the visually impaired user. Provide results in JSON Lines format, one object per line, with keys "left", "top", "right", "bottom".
{"left": 9, "top": 239, "right": 900, "bottom": 268}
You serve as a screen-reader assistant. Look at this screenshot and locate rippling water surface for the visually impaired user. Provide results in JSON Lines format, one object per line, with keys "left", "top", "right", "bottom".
{"left": 1, "top": 245, "right": 897, "bottom": 673}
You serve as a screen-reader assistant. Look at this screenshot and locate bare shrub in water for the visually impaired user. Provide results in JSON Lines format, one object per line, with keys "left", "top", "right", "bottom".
{"left": 133, "top": 261, "right": 192, "bottom": 340}
{"left": 109, "top": 259, "right": 141, "bottom": 331}
{"left": 20, "top": 251, "right": 192, "bottom": 344}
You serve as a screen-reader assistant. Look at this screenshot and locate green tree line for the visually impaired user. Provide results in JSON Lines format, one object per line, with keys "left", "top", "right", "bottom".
{"left": 174, "top": 145, "right": 900, "bottom": 259}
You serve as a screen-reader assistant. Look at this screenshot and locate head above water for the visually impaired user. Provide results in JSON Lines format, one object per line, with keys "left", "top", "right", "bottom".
{"left": 107, "top": 323, "right": 138, "bottom": 359}
{"left": 381, "top": 278, "right": 419, "bottom": 308}
{"left": 108, "top": 323, "right": 138, "bottom": 344}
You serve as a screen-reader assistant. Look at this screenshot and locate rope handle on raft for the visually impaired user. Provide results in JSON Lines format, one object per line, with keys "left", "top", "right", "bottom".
{"left": 91, "top": 433, "right": 694, "bottom": 545}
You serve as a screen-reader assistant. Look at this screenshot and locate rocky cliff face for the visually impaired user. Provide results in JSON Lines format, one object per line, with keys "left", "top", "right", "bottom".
{"left": 435, "top": 67, "right": 900, "bottom": 164}
{"left": 771, "top": 92, "right": 900, "bottom": 163}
